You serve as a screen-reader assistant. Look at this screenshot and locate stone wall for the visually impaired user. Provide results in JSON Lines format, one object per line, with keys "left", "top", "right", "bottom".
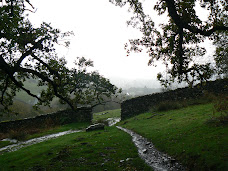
{"left": 0, "top": 107, "right": 92, "bottom": 133}
{"left": 121, "top": 79, "right": 228, "bottom": 120}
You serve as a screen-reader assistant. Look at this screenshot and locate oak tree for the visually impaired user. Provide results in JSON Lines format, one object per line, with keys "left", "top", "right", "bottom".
{"left": 0, "top": 0, "right": 119, "bottom": 113}
{"left": 110, "top": 0, "right": 228, "bottom": 86}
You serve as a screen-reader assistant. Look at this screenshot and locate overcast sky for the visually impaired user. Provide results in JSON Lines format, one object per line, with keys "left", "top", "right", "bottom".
{"left": 28, "top": 0, "right": 215, "bottom": 88}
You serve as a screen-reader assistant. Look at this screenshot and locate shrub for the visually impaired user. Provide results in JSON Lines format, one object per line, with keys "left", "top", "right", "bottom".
{"left": 212, "top": 95, "right": 228, "bottom": 125}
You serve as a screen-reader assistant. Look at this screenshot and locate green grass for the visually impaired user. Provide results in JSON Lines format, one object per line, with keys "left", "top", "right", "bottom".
{"left": 117, "top": 103, "right": 228, "bottom": 170}
{"left": 93, "top": 109, "right": 121, "bottom": 123}
{"left": 26, "top": 122, "right": 90, "bottom": 140}
{"left": 0, "top": 141, "right": 13, "bottom": 148}
{"left": 0, "top": 122, "right": 91, "bottom": 148}
{"left": 1, "top": 102, "right": 227, "bottom": 170}
{"left": 0, "top": 127, "right": 152, "bottom": 170}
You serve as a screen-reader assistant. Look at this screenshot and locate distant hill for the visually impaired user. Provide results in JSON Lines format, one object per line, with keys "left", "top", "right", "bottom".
{"left": 123, "top": 87, "right": 161, "bottom": 97}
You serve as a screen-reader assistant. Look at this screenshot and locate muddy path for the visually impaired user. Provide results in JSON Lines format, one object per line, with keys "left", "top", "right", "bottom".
{"left": 117, "top": 126, "right": 186, "bottom": 171}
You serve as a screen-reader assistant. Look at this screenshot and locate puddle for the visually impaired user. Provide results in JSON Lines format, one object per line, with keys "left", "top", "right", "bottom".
{"left": 0, "top": 130, "right": 82, "bottom": 154}
{"left": 106, "top": 117, "right": 121, "bottom": 126}
{"left": 117, "top": 126, "right": 185, "bottom": 171}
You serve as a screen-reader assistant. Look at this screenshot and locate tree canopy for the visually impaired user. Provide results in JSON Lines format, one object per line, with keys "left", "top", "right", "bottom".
{"left": 110, "top": 0, "right": 228, "bottom": 86}
{"left": 0, "top": 0, "right": 119, "bottom": 113}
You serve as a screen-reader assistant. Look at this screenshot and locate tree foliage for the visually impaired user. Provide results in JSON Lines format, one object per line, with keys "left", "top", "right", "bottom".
{"left": 110, "top": 0, "right": 228, "bottom": 86}
{"left": 214, "top": 31, "right": 228, "bottom": 78}
{"left": 0, "top": 0, "right": 119, "bottom": 113}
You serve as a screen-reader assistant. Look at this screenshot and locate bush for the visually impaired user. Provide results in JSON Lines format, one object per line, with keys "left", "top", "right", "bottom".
{"left": 212, "top": 95, "right": 228, "bottom": 125}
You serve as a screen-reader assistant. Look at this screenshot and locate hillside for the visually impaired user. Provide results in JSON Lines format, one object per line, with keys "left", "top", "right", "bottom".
{"left": 117, "top": 103, "right": 228, "bottom": 170}
{"left": 0, "top": 101, "right": 227, "bottom": 170}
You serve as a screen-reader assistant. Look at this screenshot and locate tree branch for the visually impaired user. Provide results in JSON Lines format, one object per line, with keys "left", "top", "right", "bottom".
{"left": 31, "top": 54, "right": 60, "bottom": 79}
{"left": 164, "top": 0, "right": 228, "bottom": 36}
{"left": 17, "top": 67, "right": 75, "bottom": 110}
{"left": 16, "top": 37, "right": 46, "bottom": 67}
{"left": 0, "top": 76, "right": 10, "bottom": 105}
{"left": 1, "top": 54, "right": 75, "bottom": 110}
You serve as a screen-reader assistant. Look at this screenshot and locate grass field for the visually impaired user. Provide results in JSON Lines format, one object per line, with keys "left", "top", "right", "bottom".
{"left": 0, "top": 125, "right": 151, "bottom": 170}
{"left": 117, "top": 103, "right": 228, "bottom": 170}
{"left": 1, "top": 101, "right": 227, "bottom": 170}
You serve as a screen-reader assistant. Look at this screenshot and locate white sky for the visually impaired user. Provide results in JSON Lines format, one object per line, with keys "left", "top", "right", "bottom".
{"left": 28, "top": 0, "right": 215, "bottom": 87}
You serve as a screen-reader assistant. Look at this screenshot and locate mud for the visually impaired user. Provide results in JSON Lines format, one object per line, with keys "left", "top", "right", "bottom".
{"left": 117, "top": 126, "right": 186, "bottom": 171}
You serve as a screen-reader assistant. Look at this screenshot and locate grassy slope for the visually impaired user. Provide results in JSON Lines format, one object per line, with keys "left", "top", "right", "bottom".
{"left": 93, "top": 109, "right": 121, "bottom": 123}
{"left": 117, "top": 103, "right": 228, "bottom": 170}
{"left": 1, "top": 103, "right": 227, "bottom": 170}
{"left": 0, "top": 126, "right": 151, "bottom": 171}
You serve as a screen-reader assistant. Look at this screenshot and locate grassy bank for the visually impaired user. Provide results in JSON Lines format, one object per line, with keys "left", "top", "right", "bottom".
{"left": 0, "top": 126, "right": 151, "bottom": 170}
{"left": 117, "top": 103, "right": 228, "bottom": 170}
{"left": 0, "top": 122, "right": 91, "bottom": 147}
{"left": 93, "top": 109, "right": 121, "bottom": 124}
{"left": 1, "top": 102, "right": 227, "bottom": 170}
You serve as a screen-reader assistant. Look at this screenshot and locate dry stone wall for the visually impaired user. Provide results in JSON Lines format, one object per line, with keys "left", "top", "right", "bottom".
{"left": 0, "top": 107, "right": 92, "bottom": 133}
{"left": 121, "top": 79, "right": 228, "bottom": 120}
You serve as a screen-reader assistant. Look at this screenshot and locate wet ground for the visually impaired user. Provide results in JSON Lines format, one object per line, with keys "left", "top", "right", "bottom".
{"left": 117, "top": 126, "right": 186, "bottom": 171}
{"left": 0, "top": 118, "right": 121, "bottom": 154}
{"left": 106, "top": 117, "right": 121, "bottom": 126}
{"left": 0, "top": 130, "right": 82, "bottom": 154}
{"left": 0, "top": 118, "right": 186, "bottom": 171}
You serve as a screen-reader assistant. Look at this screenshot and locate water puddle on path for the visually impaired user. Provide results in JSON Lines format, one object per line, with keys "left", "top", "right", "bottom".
{"left": 106, "top": 117, "right": 121, "bottom": 126}
{"left": 117, "top": 126, "right": 185, "bottom": 171}
{"left": 0, "top": 130, "right": 82, "bottom": 154}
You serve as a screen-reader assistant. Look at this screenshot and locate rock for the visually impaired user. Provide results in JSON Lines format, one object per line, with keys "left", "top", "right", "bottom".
{"left": 142, "top": 149, "right": 148, "bottom": 153}
{"left": 86, "top": 123, "right": 105, "bottom": 132}
{"left": 146, "top": 142, "right": 151, "bottom": 145}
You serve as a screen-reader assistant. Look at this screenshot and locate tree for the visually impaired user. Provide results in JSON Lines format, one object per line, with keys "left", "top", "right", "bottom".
{"left": 110, "top": 0, "right": 228, "bottom": 87}
{"left": 0, "top": 0, "right": 119, "bottom": 113}
{"left": 214, "top": 31, "right": 228, "bottom": 78}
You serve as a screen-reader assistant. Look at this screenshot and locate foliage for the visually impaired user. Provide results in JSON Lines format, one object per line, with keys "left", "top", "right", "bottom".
{"left": 211, "top": 95, "right": 228, "bottom": 125}
{"left": 214, "top": 31, "right": 228, "bottom": 78}
{"left": 110, "top": 0, "right": 228, "bottom": 87}
{"left": 0, "top": 1, "right": 120, "bottom": 114}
